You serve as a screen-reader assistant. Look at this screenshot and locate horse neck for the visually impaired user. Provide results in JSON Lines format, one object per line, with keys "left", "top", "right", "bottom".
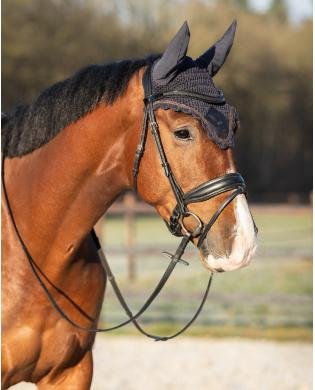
{"left": 4, "top": 70, "right": 144, "bottom": 268}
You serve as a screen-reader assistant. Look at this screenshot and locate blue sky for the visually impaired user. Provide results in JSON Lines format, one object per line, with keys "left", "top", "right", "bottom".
{"left": 250, "top": 0, "right": 312, "bottom": 23}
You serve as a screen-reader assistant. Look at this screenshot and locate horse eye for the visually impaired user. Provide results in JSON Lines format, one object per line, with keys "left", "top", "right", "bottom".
{"left": 174, "top": 128, "right": 192, "bottom": 140}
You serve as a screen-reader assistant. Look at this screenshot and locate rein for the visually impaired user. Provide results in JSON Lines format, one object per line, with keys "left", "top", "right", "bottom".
{"left": 2, "top": 65, "right": 246, "bottom": 341}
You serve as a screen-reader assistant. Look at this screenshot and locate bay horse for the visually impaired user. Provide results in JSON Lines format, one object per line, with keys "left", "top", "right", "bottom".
{"left": 2, "top": 21, "right": 257, "bottom": 389}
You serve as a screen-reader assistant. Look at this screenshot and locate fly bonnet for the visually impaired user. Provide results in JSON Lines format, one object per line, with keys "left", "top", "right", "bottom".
{"left": 148, "top": 21, "right": 239, "bottom": 149}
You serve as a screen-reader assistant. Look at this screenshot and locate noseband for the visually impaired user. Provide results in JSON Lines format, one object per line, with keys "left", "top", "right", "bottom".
{"left": 2, "top": 65, "right": 246, "bottom": 341}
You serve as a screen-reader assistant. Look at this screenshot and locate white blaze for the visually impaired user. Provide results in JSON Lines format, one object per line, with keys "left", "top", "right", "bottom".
{"left": 202, "top": 194, "right": 257, "bottom": 272}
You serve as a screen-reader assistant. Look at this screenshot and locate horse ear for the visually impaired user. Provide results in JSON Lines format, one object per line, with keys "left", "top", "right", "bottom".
{"left": 196, "top": 20, "right": 237, "bottom": 77}
{"left": 152, "top": 21, "right": 190, "bottom": 85}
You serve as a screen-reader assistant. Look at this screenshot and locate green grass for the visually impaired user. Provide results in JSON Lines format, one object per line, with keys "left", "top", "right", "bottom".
{"left": 98, "top": 205, "right": 312, "bottom": 341}
{"left": 253, "top": 208, "right": 312, "bottom": 257}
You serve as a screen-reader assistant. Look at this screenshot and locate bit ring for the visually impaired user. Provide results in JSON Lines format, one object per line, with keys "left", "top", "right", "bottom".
{"left": 179, "top": 212, "right": 203, "bottom": 237}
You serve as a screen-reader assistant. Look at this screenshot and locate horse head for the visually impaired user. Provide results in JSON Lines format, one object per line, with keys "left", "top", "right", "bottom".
{"left": 134, "top": 21, "right": 257, "bottom": 272}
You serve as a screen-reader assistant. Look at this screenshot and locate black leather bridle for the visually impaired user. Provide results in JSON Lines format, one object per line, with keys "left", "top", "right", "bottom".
{"left": 2, "top": 65, "right": 246, "bottom": 341}
{"left": 133, "top": 66, "right": 245, "bottom": 252}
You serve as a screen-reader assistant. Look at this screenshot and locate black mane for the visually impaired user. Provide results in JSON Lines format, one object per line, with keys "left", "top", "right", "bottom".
{"left": 2, "top": 56, "right": 158, "bottom": 157}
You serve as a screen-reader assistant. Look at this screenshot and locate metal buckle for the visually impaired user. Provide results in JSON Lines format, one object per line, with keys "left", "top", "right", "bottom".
{"left": 179, "top": 212, "right": 203, "bottom": 238}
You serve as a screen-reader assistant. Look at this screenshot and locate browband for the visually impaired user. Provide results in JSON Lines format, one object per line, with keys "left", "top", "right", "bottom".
{"left": 145, "top": 89, "right": 226, "bottom": 105}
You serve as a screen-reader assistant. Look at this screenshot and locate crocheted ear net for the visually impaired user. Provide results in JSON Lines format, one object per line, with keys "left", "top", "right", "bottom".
{"left": 150, "top": 58, "right": 239, "bottom": 149}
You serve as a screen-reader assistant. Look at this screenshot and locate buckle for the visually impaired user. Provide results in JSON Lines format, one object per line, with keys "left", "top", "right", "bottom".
{"left": 143, "top": 93, "right": 163, "bottom": 104}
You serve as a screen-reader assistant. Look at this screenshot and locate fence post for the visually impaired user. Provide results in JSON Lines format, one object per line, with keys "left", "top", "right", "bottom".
{"left": 124, "top": 192, "right": 136, "bottom": 281}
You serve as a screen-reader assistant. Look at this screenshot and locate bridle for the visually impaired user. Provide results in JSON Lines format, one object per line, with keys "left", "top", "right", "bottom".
{"left": 2, "top": 65, "right": 246, "bottom": 341}
{"left": 132, "top": 66, "right": 245, "bottom": 257}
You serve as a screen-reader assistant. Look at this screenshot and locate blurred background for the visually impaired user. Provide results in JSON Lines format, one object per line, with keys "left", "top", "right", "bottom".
{"left": 3, "top": 0, "right": 312, "bottom": 389}
{"left": 2, "top": 0, "right": 312, "bottom": 198}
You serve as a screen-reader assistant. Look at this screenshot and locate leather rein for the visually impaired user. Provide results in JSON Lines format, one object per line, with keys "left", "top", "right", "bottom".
{"left": 2, "top": 65, "right": 246, "bottom": 341}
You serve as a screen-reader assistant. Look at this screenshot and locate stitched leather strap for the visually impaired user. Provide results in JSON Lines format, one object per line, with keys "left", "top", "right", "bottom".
{"left": 183, "top": 173, "right": 245, "bottom": 204}
{"left": 97, "top": 233, "right": 214, "bottom": 341}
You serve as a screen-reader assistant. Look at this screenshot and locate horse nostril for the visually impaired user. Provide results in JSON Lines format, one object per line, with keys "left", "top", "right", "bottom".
{"left": 206, "top": 227, "right": 234, "bottom": 259}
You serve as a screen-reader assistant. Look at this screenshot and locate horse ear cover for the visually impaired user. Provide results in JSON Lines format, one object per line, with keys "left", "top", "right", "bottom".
{"left": 196, "top": 20, "right": 237, "bottom": 76}
{"left": 152, "top": 21, "right": 190, "bottom": 85}
{"left": 148, "top": 20, "right": 239, "bottom": 150}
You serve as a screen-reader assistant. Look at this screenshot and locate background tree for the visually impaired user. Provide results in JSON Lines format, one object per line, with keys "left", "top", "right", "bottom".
{"left": 2, "top": 0, "right": 312, "bottom": 199}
